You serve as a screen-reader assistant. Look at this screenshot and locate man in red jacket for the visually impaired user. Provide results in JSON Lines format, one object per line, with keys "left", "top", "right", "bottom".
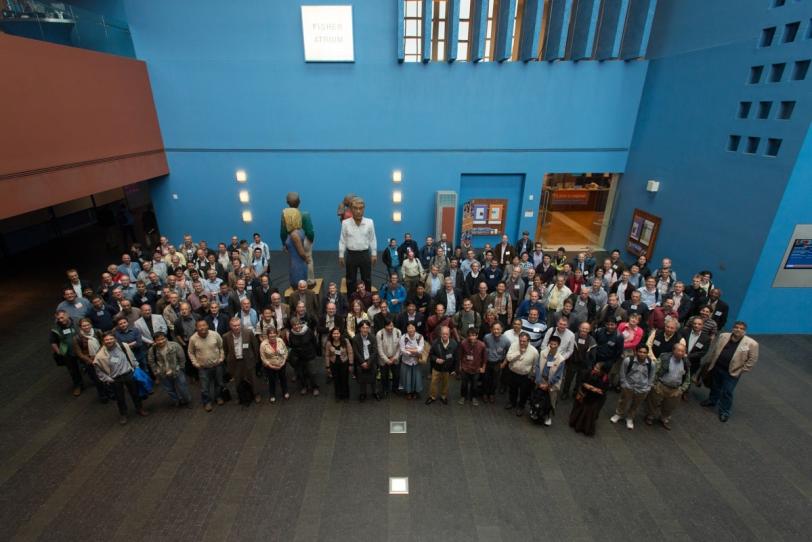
{"left": 457, "top": 327, "right": 486, "bottom": 406}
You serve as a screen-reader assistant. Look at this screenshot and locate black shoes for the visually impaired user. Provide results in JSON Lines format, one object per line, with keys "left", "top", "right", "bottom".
{"left": 504, "top": 403, "right": 515, "bottom": 410}
{"left": 719, "top": 413, "right": 729, "bottom": 422}
{"left": 700, "top": 400, "right": 716, "bottom": 408}
{"left": 440, "top": 397, "right": 448, "bottom": 405}
{"left": 359, "top": 394, "right": 367, "bottom": 402}
{"left": 425, "top": 397, "right": 435, "bottom": 405}
{"left": 374, "top": 393, "right": 382, "bottom": 401}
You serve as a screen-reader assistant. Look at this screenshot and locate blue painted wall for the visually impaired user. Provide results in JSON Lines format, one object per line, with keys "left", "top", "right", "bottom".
{"left": 124, "top": 0, "right": 648, "bottom": 251}
{"left": 739, "top": 125, "right": 812, "bottom": 333}
{"left": 604, "top": 0, "right": 812, "bottom": 331}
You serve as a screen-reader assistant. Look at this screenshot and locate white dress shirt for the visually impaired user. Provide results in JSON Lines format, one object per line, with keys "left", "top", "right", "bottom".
{"left": 338, "top": 217, "right": 377, "bottom": 257}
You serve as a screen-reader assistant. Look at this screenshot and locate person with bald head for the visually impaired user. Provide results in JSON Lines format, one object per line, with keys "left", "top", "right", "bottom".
{"left": 645, "top": 342, "right": 690, "bottom": 430}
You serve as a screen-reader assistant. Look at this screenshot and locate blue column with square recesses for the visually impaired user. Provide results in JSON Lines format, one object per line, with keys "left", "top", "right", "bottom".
{"left": 470, "top": 0, "right": 489, "bottom": 62}
{"left": 543, "top": 0, "right": 575, "bottom": 61}
{"left": 494, "top": 0, "right": 517, "bottom": 61}
{"left": 570, "top": 0, "right": 601, "bottom": 60}
{"left": 446, "top": 0, "right": 460, "bottom": 62}
{"left": 595, "top": 0, "right": 630, "bottom": 60}
{"left": 422, "top": 0, "right": 432, "bottom": 62}
{"left": 518, "top": 0, "right": 543, "bottom": 61}
{"left": 620, "top": 0, "right": 658, "bottom": 60}
{"left": 397, "top": 0, "right": 405, "bottom": 62}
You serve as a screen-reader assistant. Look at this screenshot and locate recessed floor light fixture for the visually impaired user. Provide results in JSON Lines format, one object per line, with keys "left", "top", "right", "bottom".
{"left": 389, "top": 477, "right": 409, "bottom": 495}
{"left": 390, "top": 421, "right": 407, "bottom": 434}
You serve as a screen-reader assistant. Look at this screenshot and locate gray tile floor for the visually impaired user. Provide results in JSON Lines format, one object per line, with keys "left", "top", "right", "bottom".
{"left": 0, "top": 244, "right": 810, "bottom": 541}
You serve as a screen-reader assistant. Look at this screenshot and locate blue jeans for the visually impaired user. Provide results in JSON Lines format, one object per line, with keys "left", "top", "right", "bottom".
{"left": 161, "top": 372, "right": 191, "bottom": 404}
{"left": 198, "top": 365, "right": 224, "bottom": 405}
{"left": 708, "top": 366, "right": 740, "bottom": 417}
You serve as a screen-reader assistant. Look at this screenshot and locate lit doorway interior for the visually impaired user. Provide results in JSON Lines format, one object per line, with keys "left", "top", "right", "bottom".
{"left": 536, "top": 173, "right": 620, "bottom": 251}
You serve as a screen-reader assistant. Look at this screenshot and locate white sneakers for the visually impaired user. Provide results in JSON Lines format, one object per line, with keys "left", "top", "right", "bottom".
{"left": 544, "top": 416, "right": 552, "bottom": 426}
{"left": 610, "top": 414, "right": 622, "bottom": 423}
{"left": 626, "top": 419, "right": 634, "bottom": 430}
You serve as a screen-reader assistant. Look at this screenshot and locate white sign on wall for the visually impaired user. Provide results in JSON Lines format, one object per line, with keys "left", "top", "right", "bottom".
{"left": 300, "top": 5, "right": 354, "bottom": 62}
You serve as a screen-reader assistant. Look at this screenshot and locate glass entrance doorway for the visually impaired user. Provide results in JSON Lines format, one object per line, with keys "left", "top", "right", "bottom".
{"left": 535, "top": 173, "right": 620, "bottom": 250}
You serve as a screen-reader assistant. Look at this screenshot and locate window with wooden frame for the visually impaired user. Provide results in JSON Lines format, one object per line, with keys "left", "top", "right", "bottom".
{"left": 510, "top": 0, "right": 526, "bottom": 60}
{"left": 457, "top": 0, "right": 473, "bottom": 61}
{"left": 431, "top": 0, "right": 448, "bottom": 61}
{"left": 403, "top": 0, "right": 423, "bottom": 62}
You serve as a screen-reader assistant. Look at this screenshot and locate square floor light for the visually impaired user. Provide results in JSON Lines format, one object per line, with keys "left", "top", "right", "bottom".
{"left": 389, "top": 477, "right": 409, "bottom": 495}
{"left": 390, "top": 421, "right": 407, "bottom": 434}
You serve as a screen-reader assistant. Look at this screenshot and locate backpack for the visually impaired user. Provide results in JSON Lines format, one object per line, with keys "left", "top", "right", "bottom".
{"left": 237, "top": 380, "right": 254, "bottom": 406}
{"left": 528, "top": 388, "right": 552, "bottom": 424}
{"left": 625, "top": 358, "right": 653, "bottom": 379}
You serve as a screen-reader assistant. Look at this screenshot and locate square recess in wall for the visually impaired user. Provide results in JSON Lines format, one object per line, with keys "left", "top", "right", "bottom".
{"left": 758, "top": 101, "right": 773, "bottom": 119}
{"left": 783, "top": 22, "right": 800, "bottom": 43}
{"left": 760, "top": 27, "right": 776, "bottom": 47}
{"left": 778, "top": 100, "right": 796, "bottom": 119}
{"left": 771, "top": 0, "right": 785, "bottom": 7}
{"left": 766, "top": 138, "right": 782, "bottom": 157}
{"left": 728, "top": 135, "right": 742, "bottom": 152}
{"left": 792, "top": 59, "right": 810, "bottom": 80}
{"left": 769, "top": 63, "right": 786, "bottom": 82}
{"left": 749, "top": 65, "right": 764, "bottom": 84}
{"left": 738, "top": 101, "right": 752, "bottom": 118}
{"left": 746, "top": 137, "right": 761, "bottom": 154}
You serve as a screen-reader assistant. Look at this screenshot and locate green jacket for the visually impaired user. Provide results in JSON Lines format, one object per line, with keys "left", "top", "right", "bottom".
{"left": 280, "top": 209, "right": 315, "bottom": 245}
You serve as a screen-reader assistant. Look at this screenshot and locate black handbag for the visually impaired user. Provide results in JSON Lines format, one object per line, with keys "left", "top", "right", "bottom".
{"left": 53, "top": 353, "right": 66, "bottom": 367}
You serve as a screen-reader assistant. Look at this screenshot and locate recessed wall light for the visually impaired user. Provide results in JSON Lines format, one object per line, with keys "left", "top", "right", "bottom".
{"left": 236, "top": 170, "right": 247, "bottom": 182}
{"left": 393, "top": 211, "right": 402, "bottom": 222}
{"left": 242, "top": 210, "right": 253, "bottom": 222}
{"left": 392, "top": 170, "right": 402, "bottom": 183}
{"left": 392, "top": 190, "right": 402, "bottom": 203}
{"left": 239, "top": 190, "right": 250, "bottom": 203}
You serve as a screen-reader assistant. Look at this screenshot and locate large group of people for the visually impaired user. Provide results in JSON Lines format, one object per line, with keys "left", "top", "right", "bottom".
{"left": 49, "top": 195, "right": 759, "bottom": 434}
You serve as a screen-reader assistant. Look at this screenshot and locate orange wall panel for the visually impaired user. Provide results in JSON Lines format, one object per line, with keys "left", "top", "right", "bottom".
{"left": 0, "top": 34, "right": 168, "bottom": 218}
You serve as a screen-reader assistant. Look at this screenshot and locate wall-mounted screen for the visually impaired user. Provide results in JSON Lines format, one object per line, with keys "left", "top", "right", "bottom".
{"left": 773, "top": 225, "right": 812, "bottom": 287}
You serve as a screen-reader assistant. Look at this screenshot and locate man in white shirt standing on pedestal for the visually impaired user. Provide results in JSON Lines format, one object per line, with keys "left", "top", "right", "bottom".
{"left": 338, "top": 197, "right": 377, "bottom": 294}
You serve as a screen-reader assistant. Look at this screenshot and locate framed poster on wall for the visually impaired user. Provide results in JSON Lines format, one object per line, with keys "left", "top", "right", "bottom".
{"left": 464, "top": 199, "right": 508, "bottom": 236}
{"left": 626, "top": 209, "right": 661, "bottom": 257}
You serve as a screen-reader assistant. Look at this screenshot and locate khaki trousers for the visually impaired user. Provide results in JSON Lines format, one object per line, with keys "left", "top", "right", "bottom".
{"left": 430, "top": 369, "right": 450, "bottom": 399}
{"left": 615, "top": 387, "right": 648, "bottom": 419}
{"left": 646, "top": 382, "right": 681, "bottom": 421}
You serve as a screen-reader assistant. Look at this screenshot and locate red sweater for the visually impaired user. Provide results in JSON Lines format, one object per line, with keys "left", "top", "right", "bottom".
{"left": 458, "top": 339, "right": 487, "bottom": 374}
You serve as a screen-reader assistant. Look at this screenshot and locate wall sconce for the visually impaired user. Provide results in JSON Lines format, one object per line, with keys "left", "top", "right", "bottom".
{"left": 646, "top": 180, "right": 660, "bottom": 193}
{"left": 239, "top": 190, "right": 250, "bottom": 203}
{"left": 392, "top": 170, "right": 402, "bottom": 183}
{"left": 392, "top": 190, "right": 402, "bottom": 203}
{"left": 236, "top": 170, "right": 247, "bottom": 182}
{"left": 392, "top": 211, "right": 402, "bottom": 222}
{"left": 242, "top": 210, "right": 253, "bottom": 222}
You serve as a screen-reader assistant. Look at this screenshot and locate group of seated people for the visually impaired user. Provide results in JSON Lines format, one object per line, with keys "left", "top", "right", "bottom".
{"left": 49, "top": 230, "right": 752, "bottom": 433}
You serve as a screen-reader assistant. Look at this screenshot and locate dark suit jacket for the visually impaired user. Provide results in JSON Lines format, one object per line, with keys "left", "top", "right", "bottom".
{"left": 288, "top": 290, "right": 321, "bottom": 318}
{"left": 351, "top": 332, "right": 379, "bottom": 373}
{"left": 610, "top": 281, "right": 635, "bottom": 302}
{"left": 664, "top": 292, "right": 694, "bottom": 322}
{"left": 252, "top": 286, "right": 278, "bottom": 312}
{"left": 322, "top": 292, "right": 349, "bottom": 316}
{"left": 515, "top": 238, "right": 533, "bottom": 256}
{"left": 205, "top": 313, "right": 230, "bottom": 336}
{"left": 464, "top": 273, "right": 487, "bottom": 298}
{"left": 396, "top": 311, "right": 425, "bottom": 336}
{"left": 222, "top": 328, "right": 260, "bottom": 386}
{"left": 433, "top": 288, "right": 463, "bottom": 316}
{"left": 708, "top": 299, "right": 729, "bottom": 330}
{"left": 444, "top": 268, "right": 465, "bottom": 292}
{"left": 317, "top": 313, "right": 347, "bottom": 340}
{"left": 681, "top": 328, "right": 712, "bottom": 367}
{"left": 493, "top": 243, "right": 515, "bottom": 266}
